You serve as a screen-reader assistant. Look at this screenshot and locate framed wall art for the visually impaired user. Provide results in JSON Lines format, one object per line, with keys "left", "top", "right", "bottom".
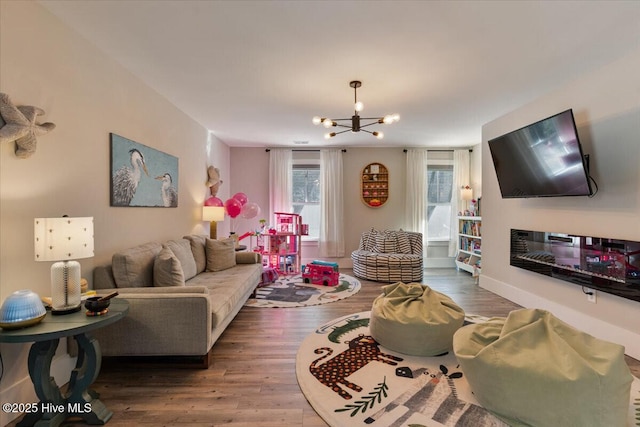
{"left": 110, "top": 133, "right": 179, "bottom": 207}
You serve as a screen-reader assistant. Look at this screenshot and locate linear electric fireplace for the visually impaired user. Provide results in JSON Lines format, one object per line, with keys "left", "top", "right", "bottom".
{"left": 510, "top": 229, "right": 640, "bottom": 303}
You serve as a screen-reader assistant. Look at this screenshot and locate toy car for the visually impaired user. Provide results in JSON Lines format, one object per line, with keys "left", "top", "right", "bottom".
{"left": 301, "top": 260, "right": 340, "bottom": 286}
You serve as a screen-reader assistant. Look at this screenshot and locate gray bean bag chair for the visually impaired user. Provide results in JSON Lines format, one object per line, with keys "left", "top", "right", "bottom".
{"left": 453, "top": 308, "right": 633, "bottom": 427}
{"left": 370, "top": 282, "right": 465, "bottom": 356}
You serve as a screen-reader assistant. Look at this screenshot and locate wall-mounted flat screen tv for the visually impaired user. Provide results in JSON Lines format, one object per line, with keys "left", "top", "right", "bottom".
{"left": 488, "top": 109, "right": 593, "bottom": 198}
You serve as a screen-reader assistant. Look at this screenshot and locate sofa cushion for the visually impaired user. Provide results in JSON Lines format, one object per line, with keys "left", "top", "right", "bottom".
{"left": 112, "top": 242, "right": 162, "bottom": 288}
{"left": 236, "top": 251, "right": 261, "bottom": 264}
{"left": 166, "top": 239, "right": 198, "bottom": 280}
{"left": 206, "top": 238, "right": 237, "bottom": 272}
{"left": 453, "top": 308, "right": 633, "bottom": 427}
{"left": 187, "top": 263, "right": 261, "bottom": 329}
{"left": 184, "top": 234, "right": 207, "bottom": 274}
{"left": 153, "top": 246, "right": 186, "bottom": 287}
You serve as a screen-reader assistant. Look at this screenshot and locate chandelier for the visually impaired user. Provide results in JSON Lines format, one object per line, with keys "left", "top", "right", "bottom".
{"left": 312, "top": 80, "right": 399, "bottom": 139}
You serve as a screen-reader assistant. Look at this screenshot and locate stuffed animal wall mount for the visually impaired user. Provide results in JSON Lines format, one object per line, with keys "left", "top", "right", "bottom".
{"left": 206, "top": 165, "right": 223, "bottom": 196}
{"left": 0, "top": 93, "right": 56, "bottom": 159}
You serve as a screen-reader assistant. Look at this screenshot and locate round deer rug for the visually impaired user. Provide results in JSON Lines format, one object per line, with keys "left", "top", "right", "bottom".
{"left": 244, "top": 273, "right": 360, "bottom": 308}
{"left": 296, "top": 311, "right": 640, "bottom": 427}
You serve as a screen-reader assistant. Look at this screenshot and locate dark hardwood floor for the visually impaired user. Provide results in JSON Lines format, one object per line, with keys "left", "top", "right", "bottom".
{"left": 8, "top": 269, "right": 640, "bottom": 426}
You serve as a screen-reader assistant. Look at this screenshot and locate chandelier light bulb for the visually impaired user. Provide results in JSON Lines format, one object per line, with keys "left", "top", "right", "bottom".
{"left": 355, "top": 101, "right": 364, "bottom": 112}
{"left": 312, "top": 116, "right": 322, "bottom": 125}
{"left": 383, "top": 115, "right": 394, "bottom": 124}
{"left": 324, "top": 132, "right": 336, "bottom": 139}
{"left": 374, "top": 131, "right": 384, "bottom": 139}
{"left": 323, "top": 119, "right": 334, "bottom": 128}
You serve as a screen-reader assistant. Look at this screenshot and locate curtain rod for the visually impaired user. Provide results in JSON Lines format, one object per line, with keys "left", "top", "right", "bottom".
{"left": 403, "top": 148, "right": 473, "bottom": 153}
{"left": 265, "top": 149, "right": 347, "bottom": 152}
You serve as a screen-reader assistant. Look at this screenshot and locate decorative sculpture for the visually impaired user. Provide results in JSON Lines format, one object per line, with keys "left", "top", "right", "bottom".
{"left": 0, "top": 93, "right": 56, "bottom": 159}
{"left": 206, "top": 165, "right": 223, "bottom": 196}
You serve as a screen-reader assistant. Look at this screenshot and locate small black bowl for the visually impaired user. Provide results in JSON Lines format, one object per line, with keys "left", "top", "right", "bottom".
{"left": 84, "top": 297, "right": 110, "bottom": 312}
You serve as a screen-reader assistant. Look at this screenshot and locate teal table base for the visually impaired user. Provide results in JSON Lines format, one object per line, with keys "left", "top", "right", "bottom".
{"left": 0, "top": 299, "right": 128, "bottom": 427}
{"left": 17, "top": 333, "right": 112, "bottom": 427}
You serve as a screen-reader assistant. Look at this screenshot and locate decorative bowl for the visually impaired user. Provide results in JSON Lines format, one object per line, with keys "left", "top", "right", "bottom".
{"left": 0, "top": 289, "right": 47, "bottom": 330}
{"left": 84, "top": 297, "right": 110, "bottom": 313}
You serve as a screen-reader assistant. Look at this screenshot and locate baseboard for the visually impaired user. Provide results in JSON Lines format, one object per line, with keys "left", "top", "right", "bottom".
{"left": 480, "top": 275, "right": 640, "bottom": 360}
{"left": 426, "top": 257, "right": 456, "bottom": 269}
{"left": 0, "top": 353, "right": 76, "bottom": 426}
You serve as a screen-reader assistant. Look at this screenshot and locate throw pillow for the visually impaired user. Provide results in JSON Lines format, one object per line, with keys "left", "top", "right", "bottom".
{"left": 184, "top": 234, "right": 207, "bottom": 274}
{"left": 361, "top": 227, "right": 377, "bottom": 251}
{"left": 153, "top": 247, "right": 185, "bottom": 287}
{"left": 112, "top": 242, "right": 163, "bottom": 288}
{"left": 396, "top": 230, "right": 412, "bottom": 254}
{"left": 205, "top": 238, "right": 237, "bottom": 272}
{"left": 373, "top": 230, "right": 399, "bottom": 253}
{"left": 166, "top": 239, "right": 198, "bottom": 280}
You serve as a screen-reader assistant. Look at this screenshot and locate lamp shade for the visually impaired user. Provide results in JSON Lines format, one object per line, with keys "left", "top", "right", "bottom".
{"left": 202, "top": 206, "right": 225, "bottom": 222}
{"left": 34, "top": 217, "right": 94, "bottom": 262}
{"left": 34, "top": 217, "right": 94, "bottom": 314}
{"left": 461, "top": 188, "right": 473, "bottom": 201}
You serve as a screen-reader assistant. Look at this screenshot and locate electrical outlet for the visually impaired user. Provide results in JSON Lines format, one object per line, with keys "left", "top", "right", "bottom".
{"left": 585, "top": 288, "right": 597, "bottom": 303}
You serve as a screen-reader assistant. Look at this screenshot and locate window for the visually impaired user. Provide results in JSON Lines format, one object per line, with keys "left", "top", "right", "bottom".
{"left": 427, "top": 164, "right": 453, "bottom": 241}
{"left": 292, "top": 164, "right": 320, "bottom": 239}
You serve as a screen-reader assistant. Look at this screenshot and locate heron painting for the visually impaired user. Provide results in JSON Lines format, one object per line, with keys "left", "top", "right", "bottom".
{"left": 110, "top": 133, "right": 179, "bottom": 207}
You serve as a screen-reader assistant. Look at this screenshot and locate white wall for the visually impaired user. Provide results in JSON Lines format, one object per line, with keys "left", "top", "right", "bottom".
{"left": 0, "top": 3, "right": 229, "bottom": 424}
{"left": 480, "top": 48, "right": 640, "bottom": 358}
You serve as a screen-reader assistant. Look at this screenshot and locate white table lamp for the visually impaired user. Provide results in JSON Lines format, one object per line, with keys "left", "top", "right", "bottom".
{"left": 461, "top": 187, "right": 473, "bottom": 212}
{"left": 34, "top": 217, "right": 94, "bottom": 314}
{"left": 202, "top": 206, "right": 225, "bottom": 239}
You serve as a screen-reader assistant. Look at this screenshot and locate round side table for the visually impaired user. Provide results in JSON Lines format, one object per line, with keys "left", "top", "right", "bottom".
{"left": 0, "top": 298, "right": 129, "bottom": 427}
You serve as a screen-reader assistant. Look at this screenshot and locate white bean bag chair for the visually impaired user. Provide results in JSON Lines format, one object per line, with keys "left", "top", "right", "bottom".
{"left": 453, "top": 308, "right": 633, "bottom": 427}
{"left": 370, "top": 282, "right": 465, "bottom": 356}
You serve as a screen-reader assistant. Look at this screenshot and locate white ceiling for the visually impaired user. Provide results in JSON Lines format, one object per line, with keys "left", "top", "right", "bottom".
{"left": 39, "top": 1, "right": 640, "bottom": 149}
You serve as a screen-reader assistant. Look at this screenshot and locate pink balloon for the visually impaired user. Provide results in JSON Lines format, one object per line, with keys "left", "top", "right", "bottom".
{"left": 232, "top": 192, "right": 248, "bottom": 206}
{"left": 241, "top": 202, "right": 261, "bottom": 219}
{"left": 204, "top": 196, "right": 223, "bottom": 207}
{"left": 225, "top": 198, "right": 242, "bottom": 218}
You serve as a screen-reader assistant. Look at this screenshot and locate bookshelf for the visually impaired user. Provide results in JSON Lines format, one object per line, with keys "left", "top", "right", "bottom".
{"left": 455, "top": 216, "right": 481, "bottom": 275}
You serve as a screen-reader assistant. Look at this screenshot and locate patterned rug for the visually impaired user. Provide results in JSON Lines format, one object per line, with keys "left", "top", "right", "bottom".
{"left": 296, "top": 311, "right": 640, "bottom": 427}
{"left": 244, "top": 273, "right": 361, "bottom": 308}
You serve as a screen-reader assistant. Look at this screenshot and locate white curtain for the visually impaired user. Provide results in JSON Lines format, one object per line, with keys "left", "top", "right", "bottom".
{"left": 405, "top": 149, "right": 428, "bottom": 251}
{"left": 319, "top": 149, "right": 345, "bottom": 257}
{"left": 449, "top": 149, "right": 470, "bottom": 256}
{"left": 269, "top": 149, "right": 292, "bottom": 225}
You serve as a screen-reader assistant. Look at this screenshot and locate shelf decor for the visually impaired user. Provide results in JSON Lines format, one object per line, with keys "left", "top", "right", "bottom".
{"left": 361, "top": 162, "right": 388, "bottom": 208}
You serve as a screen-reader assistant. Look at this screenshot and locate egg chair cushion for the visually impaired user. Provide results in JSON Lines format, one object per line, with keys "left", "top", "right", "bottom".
{"left": 453, "top": 308, "right": 633, "bottom": 427}
{"left": 370, "top": 282, "right": 465, "bottom": 356}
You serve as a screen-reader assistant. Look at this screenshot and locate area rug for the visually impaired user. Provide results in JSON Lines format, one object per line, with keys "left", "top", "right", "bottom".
{"left": 296, "top": 311, "right": 640, "bottom": 427}
{"left": 244, "top": 273, "right": 360, "bottom": 308}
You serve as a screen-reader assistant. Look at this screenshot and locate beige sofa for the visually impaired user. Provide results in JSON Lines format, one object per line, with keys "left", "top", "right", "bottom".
{"left": 91, "top": 235, "right": 262, "bottom": 367}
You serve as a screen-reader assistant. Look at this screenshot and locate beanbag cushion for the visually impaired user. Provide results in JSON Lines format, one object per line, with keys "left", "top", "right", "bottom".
{"left": 370, "top": 282, "right": 465, "bottom": 356}
{"left": 453, "top": 308, "right": 633, "bottom": 427}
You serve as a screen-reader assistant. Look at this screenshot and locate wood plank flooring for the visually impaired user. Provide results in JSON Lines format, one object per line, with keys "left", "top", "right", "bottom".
{"left": 8, "top": 269, "right": 640, "bottom": 426}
